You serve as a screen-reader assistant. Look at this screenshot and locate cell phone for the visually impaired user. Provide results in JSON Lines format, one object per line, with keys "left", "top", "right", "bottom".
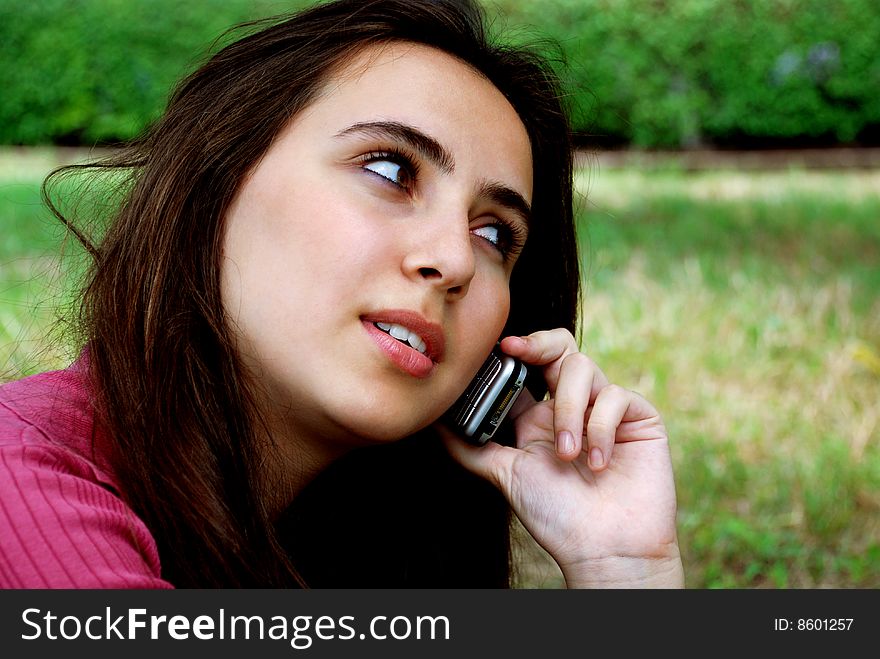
{"left": 443, "top": 345, "right": 527, "bottom": 446}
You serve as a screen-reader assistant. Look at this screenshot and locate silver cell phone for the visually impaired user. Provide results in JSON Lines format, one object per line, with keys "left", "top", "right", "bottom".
{"left": 444, "top": 345, "right": 527, "bottom": 446}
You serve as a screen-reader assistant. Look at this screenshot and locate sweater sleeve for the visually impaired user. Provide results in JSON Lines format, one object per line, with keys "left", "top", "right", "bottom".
{"left": 0, "top": 422, "right": 173, "bottom": 589}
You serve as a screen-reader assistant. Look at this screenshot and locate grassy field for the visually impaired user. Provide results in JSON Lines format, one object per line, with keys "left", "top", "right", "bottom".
{"left": 2, "top": 149, "right": 879, "bottom": 588}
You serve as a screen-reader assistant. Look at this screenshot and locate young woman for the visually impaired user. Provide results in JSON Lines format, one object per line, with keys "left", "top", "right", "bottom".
{"left": 0, "top": 0, "right": 683, "bottom": 588}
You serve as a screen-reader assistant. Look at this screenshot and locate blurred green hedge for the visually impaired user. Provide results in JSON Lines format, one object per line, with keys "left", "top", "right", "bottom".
{"left": 2, "top": 0, "right": 879, "bottom": 147}
{"left": 0, "top": 0, "right": 305, "bottom": 144}
{"left": 498, "top": 0, "right": 880, "bottom": 147}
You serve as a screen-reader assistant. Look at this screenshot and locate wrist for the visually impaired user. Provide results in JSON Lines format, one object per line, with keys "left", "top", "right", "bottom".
{"left": 561, "top": 551, "right": 685, "bottom": 589}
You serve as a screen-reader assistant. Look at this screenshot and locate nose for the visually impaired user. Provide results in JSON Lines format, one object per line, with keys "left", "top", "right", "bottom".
{"left": 401, "top": 215, "right": 476, "bottom": 300}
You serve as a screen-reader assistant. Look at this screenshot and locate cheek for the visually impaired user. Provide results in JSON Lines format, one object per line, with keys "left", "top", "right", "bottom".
{"left": 226, "top": 183, "right": 385, "bottom": 290}
{"left": 467, "top": 270, "right": 511, "bottom": 339}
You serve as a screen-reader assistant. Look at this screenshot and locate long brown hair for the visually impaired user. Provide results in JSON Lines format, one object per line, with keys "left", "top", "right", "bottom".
{"left": 43, "top": 0, "right": 579, "bottom": 587}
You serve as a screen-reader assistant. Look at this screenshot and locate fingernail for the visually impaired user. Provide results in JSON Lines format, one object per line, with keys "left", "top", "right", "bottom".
{"left": 557, "top": 431, "right": 574, "bottom": 455}
{"left": 589, "top": 446, "right": 604, "bottom": 469}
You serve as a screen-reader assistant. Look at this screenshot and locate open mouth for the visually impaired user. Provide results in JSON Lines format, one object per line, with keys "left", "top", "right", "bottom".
{"left": 360, "top": 310, "right": 444, "bottom": 370}
{"left": 372, "top": 321, "right": 427, "bottom": 355}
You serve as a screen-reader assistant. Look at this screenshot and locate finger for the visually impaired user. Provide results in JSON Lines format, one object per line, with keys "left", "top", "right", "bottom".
{"left": 500, "top": 329, "right": 579, "bottom": 394}
{"left": 584, "top": 387, "right": 666, "bottom": 471}
{"left": 500, "top": 329, "right": 578, "bottom": 367}
{"left": 552, "top": 352, "right": 605, "bottom": 461}
{"left": 434, "top": 424, "right": 515, "bottom": 492}
{"left": 614, "top": 392, "right": 666, "bottom": 443}
{"left": 584, "top": 384, "right": 633, "bottom": 472}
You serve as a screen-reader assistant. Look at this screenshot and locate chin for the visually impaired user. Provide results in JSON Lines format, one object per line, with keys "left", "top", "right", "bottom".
{"left": 357, "top": 419, "right": 435, "bottom": 443}
{"left": 325, "top": 378, "right": 453, "bottom": 441}
{"left": 334, "top": 405, "right": 440, "bottom": 445}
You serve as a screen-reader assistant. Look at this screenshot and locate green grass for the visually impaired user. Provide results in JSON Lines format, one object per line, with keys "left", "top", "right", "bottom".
{"left": 0, "top": 183, "right": 69, "bottom": 376}
{"left": 0, "top": 149, "right": 96, "bottom": 377}
{"left": 568, "top": 167, "right": 880, "bottom": 588}
{"left": 2, "top": 150, "right": 879, "bottom": 588}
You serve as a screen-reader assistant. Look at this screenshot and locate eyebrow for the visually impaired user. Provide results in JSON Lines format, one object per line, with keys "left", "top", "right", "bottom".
{"left": 336, "top": 120, "right": 531, "bottom": 228}
{"left": 335, "top": 121, "right": 455, "bottom": 174}
{"left": 478, "top": 181, "right": 532, "bottom": 231}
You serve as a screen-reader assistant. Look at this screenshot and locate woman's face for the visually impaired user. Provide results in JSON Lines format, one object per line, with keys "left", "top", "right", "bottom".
{"left": 221, "top": 42, "right": 532, "bottom": 447}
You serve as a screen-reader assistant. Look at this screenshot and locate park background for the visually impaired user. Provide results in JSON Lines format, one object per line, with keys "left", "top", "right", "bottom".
{"left": 0, "top": 0, "right": 878, "bottom": 588}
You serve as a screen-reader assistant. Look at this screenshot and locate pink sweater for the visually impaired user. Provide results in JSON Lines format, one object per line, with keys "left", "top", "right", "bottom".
{"left": 0, "top": 360, "right": 172, "bottom": 588}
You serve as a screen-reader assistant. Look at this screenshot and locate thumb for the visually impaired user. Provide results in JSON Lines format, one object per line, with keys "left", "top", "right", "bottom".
{"left": 435, "top": 424, "right": 514, "bottom": 493}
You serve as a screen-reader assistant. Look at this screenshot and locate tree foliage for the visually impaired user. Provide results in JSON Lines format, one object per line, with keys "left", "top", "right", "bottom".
{"left": 2, "top": 0, "right": 879, "bottom": 147}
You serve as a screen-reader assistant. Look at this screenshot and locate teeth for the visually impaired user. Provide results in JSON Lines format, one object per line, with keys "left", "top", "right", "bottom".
{"left": 374, "top": 322, "right": 427, "bottom": 354}
{"left": 389, "top": 324, "right": 409, "bottom": 340}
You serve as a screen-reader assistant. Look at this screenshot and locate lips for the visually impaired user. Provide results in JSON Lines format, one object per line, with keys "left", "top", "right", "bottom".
{"left": 374, "top": 321, "right": 428, "bottom": 355}
{"left": 361, "top": 309, "right": 445, "bottom": 378}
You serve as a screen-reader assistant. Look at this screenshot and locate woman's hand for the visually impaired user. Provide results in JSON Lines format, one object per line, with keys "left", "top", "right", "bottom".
{"left": 436, "top": 329, "right": 684, "bottom": 588}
